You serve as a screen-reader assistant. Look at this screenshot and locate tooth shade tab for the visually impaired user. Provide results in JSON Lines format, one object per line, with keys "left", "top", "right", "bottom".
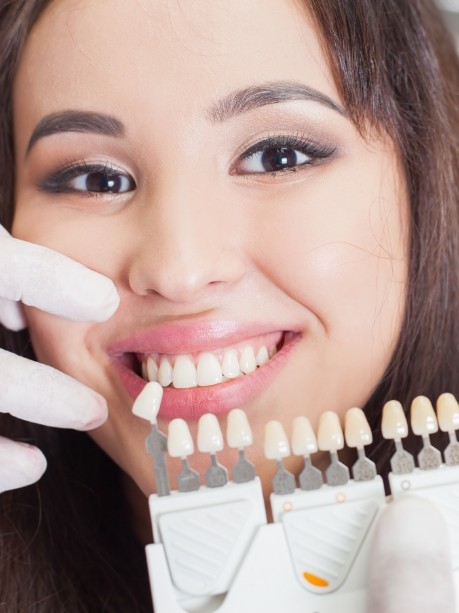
{"left": 345, "top": 407, "right": 373, "bottom": 448}
{"left": 291, "top": 416, "right": 318, "bottom": 455}
{"left": 437, "top": 393, "right": 459, "bottom": 432}
{"left": 381, "top": 400, "right": 409, "bottom": 439}
{"left": 410, "top": 396, "right": 438, "bottom": 436}
{"left": 196, "top": 352, "right": 223, "bottom": 386}
{"left": 167, "top": 418, "right": 194, "bottom": 458}
{"left": 226, "top": 408, "right": 253, "bottom": 449}
{"left": 197, "top": 413, "right": 224, "bottom": 454}
{"left": 264, "top": 420, "right": 291, "bottom": 460}
{"left": 132, "top": 381, "right": 163, "bottom": 423}
{"left": 317, "top": 411, "right": 344, "bottom": 452}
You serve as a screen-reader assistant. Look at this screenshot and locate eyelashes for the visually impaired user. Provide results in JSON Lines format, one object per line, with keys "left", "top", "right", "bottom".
{"left": 38, "top": 160, "right": 136, "bottom": 196}
{"left": 37, "top": 133, "right": 336, "bottom": 198}
{"left": 232, "top": 134, "right": 336, "bottom": 176}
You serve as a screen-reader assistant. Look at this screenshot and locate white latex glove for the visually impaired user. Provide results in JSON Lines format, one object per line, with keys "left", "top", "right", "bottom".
{"left": 0, "top": 226, "right": 120, "bottom": 493}
{"left": 367, "top": 496, "right": 456, "bottom": 613}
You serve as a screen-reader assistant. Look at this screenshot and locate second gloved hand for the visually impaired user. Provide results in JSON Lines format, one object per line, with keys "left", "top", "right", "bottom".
{"left": 367, "top": 495, "right": 456, "bottom": 613}
{"left": 0, "top": 226, "right": 120, "bottom": 493}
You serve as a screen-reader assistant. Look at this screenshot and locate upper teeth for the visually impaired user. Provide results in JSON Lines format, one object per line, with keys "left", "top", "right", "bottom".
{"left": 140, "top": 344, "right": 273, "bottom": 389}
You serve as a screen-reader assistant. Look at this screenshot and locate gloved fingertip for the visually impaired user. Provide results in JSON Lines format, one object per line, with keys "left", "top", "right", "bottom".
{"left": 367, "top": 496, "right": 455, "bottom": 613}
{"left": 0, "top": 299, "right": 27, "bottom": 331}
{"left": 77, "top": 393, "right": 109, "bottom": 431}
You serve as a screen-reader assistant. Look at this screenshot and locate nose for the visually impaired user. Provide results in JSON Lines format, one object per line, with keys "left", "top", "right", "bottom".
{"left": 127, "top": 181, "right": 247, "bottom": 305}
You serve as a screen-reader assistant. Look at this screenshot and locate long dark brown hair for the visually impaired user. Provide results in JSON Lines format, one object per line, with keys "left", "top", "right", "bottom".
{"left": 0, "top": 0, "right": 457, "bottom": 610}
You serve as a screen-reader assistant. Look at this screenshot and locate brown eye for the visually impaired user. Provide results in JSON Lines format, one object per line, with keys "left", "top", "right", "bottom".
{"left": 70, "top": 171, "right": 134, "bottom": 193}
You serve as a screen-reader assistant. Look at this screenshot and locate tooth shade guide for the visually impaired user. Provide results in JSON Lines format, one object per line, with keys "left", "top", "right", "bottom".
{"left": 197, "top": 413, "right": 224, "bottom": 454}
{"left": 437, "top": 393, "right": 459, "bottom": 432}
{"left": 410, "top": 395, "right": 439, "bottom": 436}
{"left": 226, "top": 409, "right": 256, "bottom": 482}
{"left": 317, "top": 411, "right": 345, "bottom": 453}
{"left": 381, "top": 400, "right": 409, "bottom": 439}
{"left": 226, "top": 408, "right": 253, "bottom": 449}
{"left": 131, "top": 381, "right": 163, "bottom": 423}
{"left": 344, "top": 408, "right": 376, "bottom": 481}
{"left": 410, "top": 396, "right": 442, "bottom": 470}
{"left": 167, "top": 418, "right": 194, "bottom": 458}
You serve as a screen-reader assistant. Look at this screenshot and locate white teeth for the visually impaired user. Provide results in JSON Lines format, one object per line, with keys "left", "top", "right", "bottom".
{"left": 146, "top": 356, "right": 158, "bottom": 382}
{"left": 196, "top": 352, "right": 223, "bottom": 386}
{"left": 239, "top": 346, "right": 257, "bottom": 374}
{"left": 256, "top": 346, "right": 269, "bottom": 366}
{"left": 173, "top": 355, "right": 197, "bottom": 389}
{"left": 141, "top": 340, "right": 279, "bottom": 388}
{"left": 221, "top": 349, "right": 241, "bottom": 379}
{"left": 158, "top": 357, "right": 173, "bottom": 387}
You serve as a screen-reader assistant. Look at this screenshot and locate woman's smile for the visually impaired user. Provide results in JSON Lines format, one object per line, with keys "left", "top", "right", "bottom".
{"left": 108, "top": 321, "right": 301, "bottom": 418}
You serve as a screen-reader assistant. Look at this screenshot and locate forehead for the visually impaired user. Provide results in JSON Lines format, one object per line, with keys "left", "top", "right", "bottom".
{"left": 13, "top": 0, "right": 338, "bottom": 142}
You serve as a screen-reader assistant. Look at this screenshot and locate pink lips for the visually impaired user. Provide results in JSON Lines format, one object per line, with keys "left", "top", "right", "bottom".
{"left": 108, "top": 321, "right": 300, "bottom": 420}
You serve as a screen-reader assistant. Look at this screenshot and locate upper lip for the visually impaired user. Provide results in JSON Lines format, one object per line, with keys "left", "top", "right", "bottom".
{"left": 107, "top": 319, "right": 295, "bottom": 357}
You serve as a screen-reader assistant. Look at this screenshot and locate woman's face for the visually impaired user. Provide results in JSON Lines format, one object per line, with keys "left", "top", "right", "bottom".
{"left": 13, "top": 0, "right": 408, "bottom": 507}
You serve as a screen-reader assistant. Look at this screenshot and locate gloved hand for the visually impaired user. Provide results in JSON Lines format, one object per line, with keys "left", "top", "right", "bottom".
{"left": 367, "top": 495, "right": 456, "bottom": 613}
{"left": 0, "top": 226, "right": 119, "bottom": 493}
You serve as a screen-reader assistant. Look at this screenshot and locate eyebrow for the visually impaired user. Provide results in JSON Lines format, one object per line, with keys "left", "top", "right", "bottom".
{"left": 26, "top": 110, "right": 125, "bottom": 157}
{"left": 206, "top": 81, "right": 346, "bottom": 123}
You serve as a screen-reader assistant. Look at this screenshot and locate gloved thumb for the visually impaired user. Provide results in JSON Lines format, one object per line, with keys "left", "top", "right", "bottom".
{"left": 367, "top": 496, "right": 455, "bottom": 613}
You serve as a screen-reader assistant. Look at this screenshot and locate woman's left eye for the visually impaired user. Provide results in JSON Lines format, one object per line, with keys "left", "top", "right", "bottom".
{"left": 238, "top": 146, "right": 311, "bottom": 174}
{"left": 233, "top": 136, "right": 335, "bottom": 176}
{"left": 39, "top": 163, "right": 136, "bottom": 195}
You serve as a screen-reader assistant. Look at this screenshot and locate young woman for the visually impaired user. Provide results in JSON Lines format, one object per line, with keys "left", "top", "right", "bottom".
{"left": 0, "top": 0, "right": 457, "bottom": 610}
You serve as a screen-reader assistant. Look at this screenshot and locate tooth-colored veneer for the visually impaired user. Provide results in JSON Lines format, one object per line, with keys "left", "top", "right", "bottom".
{"left": 437, "top": 392, "right": 459, "bottom": 432}
{"left": 197, "top": 414, "right": 224, "bottom": 454}
{"left": 344, "top": 407, "right": 373, "bottom": 448}
{"left": 264, "top": 420, "right": 290, "bottom": 460}
{"left": 226, "top": 408, "right": 253, "bottom": 449}
{"left": 381, "top": 400, "right": 409, "bottom": 440}
{"left": 131, "top": 381, "right": 163, "bottom": 422}
{"left": 167, "top": 418, "right": 194, "bottom": 458}
{"left": 291, "top": 416, "right": 318, "bottom": 456}
{"left": 410, "top": 395, "right": 439, "bottom": 436}
{"left": 317, "top": 411, "right": 344, "bottom": 452}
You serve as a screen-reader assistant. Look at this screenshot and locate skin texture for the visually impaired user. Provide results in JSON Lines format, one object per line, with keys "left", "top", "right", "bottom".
{"left": 12, "top": 0, "right": 408, "bottom": 534}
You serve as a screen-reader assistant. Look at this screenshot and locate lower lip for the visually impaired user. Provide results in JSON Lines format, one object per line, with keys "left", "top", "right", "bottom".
{"left": 113, "top": 332, "right": 301, "bottom": 420}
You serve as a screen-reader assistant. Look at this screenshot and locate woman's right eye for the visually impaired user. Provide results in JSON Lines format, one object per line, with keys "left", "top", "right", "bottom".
{"left": 39, "top": 162, "right": 136, "bottom": 196}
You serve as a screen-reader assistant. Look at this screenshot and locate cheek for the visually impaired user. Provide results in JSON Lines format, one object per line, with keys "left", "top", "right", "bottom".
{"left": 247, "top": 151, "right": 408, "bottom": 342}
